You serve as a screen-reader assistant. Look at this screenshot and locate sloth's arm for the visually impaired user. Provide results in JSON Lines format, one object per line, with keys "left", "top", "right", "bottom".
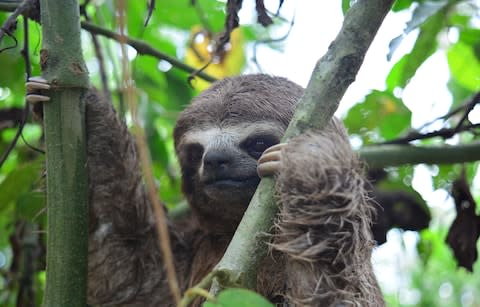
{"left": 264, "top": 121, "right": 384, "bottom": 306}
{"left": 85, "top": 90, "right": 161, "bottom": 304}
{"left": 27, "top": 79, "right": 184, "bottom": 306}
{"left": 85, "top": 91, "right": 191, "bottom": 306}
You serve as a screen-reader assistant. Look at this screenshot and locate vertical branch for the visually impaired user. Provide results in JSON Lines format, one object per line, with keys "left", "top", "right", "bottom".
{"left": 39, "top": 0, "right": 89, "bottom": 306}
{"left": 116, "top": 1, "right": 181, "bottom": 304}
{"left": 211, "top": 0, "right": 394, "bottom": 294}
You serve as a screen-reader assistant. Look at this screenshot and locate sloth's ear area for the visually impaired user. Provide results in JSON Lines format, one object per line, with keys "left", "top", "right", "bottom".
{"left": 257, "top": 143, "right": 287, "bottom": 178}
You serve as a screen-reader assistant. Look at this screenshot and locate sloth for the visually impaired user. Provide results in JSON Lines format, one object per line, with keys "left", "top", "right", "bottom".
{"left": 27, "top": 74, "right": 384, "bottom": 306}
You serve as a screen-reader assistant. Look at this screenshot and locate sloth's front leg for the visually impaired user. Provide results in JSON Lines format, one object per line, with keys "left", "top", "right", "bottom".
{"left": 25, "top": 77, "right": 182, "bottom": 306}
{"left": 256, "top": 130, "right": 384, "bottom": 306}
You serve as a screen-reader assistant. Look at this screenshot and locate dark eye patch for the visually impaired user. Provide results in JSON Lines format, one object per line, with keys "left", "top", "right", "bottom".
{"left": 242, "top": 134, "right": 279, "bottom": 159}
{"left": 183, "top": 143, "right": 204, "bottom": 164}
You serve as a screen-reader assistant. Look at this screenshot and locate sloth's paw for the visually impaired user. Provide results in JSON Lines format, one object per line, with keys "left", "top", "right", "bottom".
{"left": 257, "top": 143, "right": 287, "bottom": 178}
{"left": 26, "top": 76, "right": 51, "bottom": 104}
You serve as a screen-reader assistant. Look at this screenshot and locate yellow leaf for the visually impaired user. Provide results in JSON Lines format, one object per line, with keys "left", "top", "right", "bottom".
{"left": 185, "top": 26, "right": 246, "bottom": 90}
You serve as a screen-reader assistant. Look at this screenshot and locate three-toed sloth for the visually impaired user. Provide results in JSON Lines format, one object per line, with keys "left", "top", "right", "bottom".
{"left": 28, "top": 74, "right": 384, "bottom": 306}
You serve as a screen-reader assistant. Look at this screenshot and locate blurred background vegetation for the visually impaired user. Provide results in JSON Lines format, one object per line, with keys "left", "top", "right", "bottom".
{"left": 0, "top": 0, "right": 479, "bottom": 306}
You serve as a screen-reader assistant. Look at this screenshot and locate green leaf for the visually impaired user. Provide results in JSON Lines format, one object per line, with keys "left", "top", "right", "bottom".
{"left": 204, "top": 289, "right": 274, "bottom": 307}
{"left": 459, "top": 28, "right": 480, "bottom": 46}
{"left": 447, "top": 77, "right": 473, "bottom": 108}
{"left": 127, "top": 0, "right": 145, "bottom": 38}
{"left": 386, "top": 10, "right": 444, "bottom": 90}
{"left": 16, "top": 191, "right": 46, "bottom": 223}
{"left": 447, "top": 42, "right": 480, "bottom": 91}
{"left": 157, "top": 0, "right": 226, "bottom": 31}
{"left": 392, "top": 0, "right": 414, "bottom": 12}
{"left": 341, "top": 0, "right": 351, "bottom": 15}
{"left": 449, "top": 13, "right": 471, "bottom": 28}
{"left": 0, "top": 160, "right": 42, "bottom": 213}
{"left": 344, "top": 90, "right": 411, "bottom": 143}
{"left": 404, "top": 0, "right": 448, "bottom": 34}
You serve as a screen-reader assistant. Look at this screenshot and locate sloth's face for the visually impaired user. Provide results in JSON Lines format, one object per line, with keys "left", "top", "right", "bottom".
{"left": 177, "top": 121, "right": 283, "bottom": 222}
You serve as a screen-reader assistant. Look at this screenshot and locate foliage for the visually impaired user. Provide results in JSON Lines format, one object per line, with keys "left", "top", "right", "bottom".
{"left": 204, "top": 288, "right": 273, "bottom": 307}
{"left": 0, "top": 0, "right": 479, "bottom": 306}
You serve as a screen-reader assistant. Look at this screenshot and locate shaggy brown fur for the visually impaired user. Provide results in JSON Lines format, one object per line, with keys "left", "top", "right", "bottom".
{"left": 83, "top": 74, "right": 384, "bottom": 306}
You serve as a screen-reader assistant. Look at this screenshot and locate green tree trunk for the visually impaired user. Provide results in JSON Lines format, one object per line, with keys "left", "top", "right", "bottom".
{"left": 39, "top": 0, "right": 90, "bottom": 306}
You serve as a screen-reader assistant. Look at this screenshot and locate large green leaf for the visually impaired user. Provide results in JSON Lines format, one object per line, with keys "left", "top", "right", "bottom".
{"left": 157, "top": 0, "right": 226, "bottom": 31}
{"left": 386, "top": 9, "right": 444, "bottom": 90}
{"left": 458, "top": 28, "right": 480, "bottom": 46}
{"left": 344, "top": 90, "right": 411, "bottom": 143}
{"left": 447, "top": 42, "right": 480, "bottom": 91}
{"left": 16, "top": 191, "right": 46, "bottom": 224}
{"left": 0, "top": 159, "right": 43, "bottom": 213}
{"left": 204, "top": 288, "right": 274, "bottom": 307}
{"left": 392, "top": 0, "right": 414, "bottom": 12}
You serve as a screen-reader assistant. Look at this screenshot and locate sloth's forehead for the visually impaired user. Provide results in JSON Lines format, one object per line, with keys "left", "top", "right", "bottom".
{"left": 181, "top": 121, "right": 283, "bottom": 147}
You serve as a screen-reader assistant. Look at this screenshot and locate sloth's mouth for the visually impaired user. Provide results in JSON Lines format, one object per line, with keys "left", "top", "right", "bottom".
{"left": 204, "top": 176, "right": 260, "bottom": 190}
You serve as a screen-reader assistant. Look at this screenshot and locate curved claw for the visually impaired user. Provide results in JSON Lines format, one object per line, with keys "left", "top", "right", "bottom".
{"left": 257, "top": 142, "right": 287, "bottom": 178}
{"left": 26, "top": 94, "right": 50, "bottom": 104}
{"left": 26, "top": 77, "right": 51, "bottom": 105}
{"left": 26, "top": 81, "right": 51, "bottom": 92}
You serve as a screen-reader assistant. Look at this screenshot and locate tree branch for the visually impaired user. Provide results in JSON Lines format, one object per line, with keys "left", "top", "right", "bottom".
{"left": 382, "top": 123, "right": 480, "bottom": 145}
{"left": 360, "top": 142, "right": 480, "bottom": 168}
{"left": 383, "top": 92, "right": 480, "bottom": 145}
{"left": 39, "top": 0, "right": 89, "bottom": 305}
{"left": 0, "top": 1, "right": 217, "bottom": 82}
{"left": 209, "top": 0, "right": 395, "bottom": 294}
{"left": 80, "top": 21, "right": 216, "bottom": 83}
{"left": 0, "top": 0, "right": 37, "bottom": 45}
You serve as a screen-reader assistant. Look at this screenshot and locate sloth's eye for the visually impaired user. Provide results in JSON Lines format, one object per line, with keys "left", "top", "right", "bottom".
{"left": 243, "top": 135, "right": 279, "bottom": 159}
{"left": 184, "top": 143, "right": 204, "bottom": 163}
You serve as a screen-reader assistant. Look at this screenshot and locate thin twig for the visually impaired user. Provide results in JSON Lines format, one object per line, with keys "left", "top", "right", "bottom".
{"left": 0, "top": 2, "right": 19, "bottom": 12}
{"left": 381, "top": 123, "right": 480, "bottom": 145}
{"left": 0, "top": 1, "right": 216, "bottom": 82}
{"left": 454, "top": 92, "right": 480, "bottom": 132}
{"left": 21, "top": 15, "right": 30, "bottom": 76}
{"left": 382, "top": 92, "right": 480, "bottom": 145}
{"left": 116, "top": 1, "right": 181, "bottom": 304}
{"left": 93, "top": 8, "right": 125, "bottom": 115}
{"left": 255, "top": 0, "right": 273, "bottom": 26}
{"left": 19, "top": 15, "right": 43, "bottom": 154}
{"left": 0, "top": 16, "right": 31, "bottom": 169}
{"left": 80, "top": 2, "right": 110, "bottom": 98}
{"left": 0, "top": 105, "right": 28, "bottom": 168}
{"left": 144, "top": 0, "right": 155, "bottom": 27}
{"left": 80, "top": 21, "right": 217, "bottom": 83}
{"left": 192, "top": 0, "right": 213, "bottom": 32}
{"left": 179, "top": 271, "right": 232, "bottom": 307}
{"left": 415, "top": 92, "right": 480, "bottom": 131}
{"left": 0, "top": 0, "right": 37, "bottom": 44}
{"left": 252, "top": 15, "right": 294, "bottom": 72}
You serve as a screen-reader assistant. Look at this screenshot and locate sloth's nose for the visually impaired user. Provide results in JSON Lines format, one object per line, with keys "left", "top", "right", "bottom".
{"left": 203, "top": 150, "right": 232, "bottom": 170}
